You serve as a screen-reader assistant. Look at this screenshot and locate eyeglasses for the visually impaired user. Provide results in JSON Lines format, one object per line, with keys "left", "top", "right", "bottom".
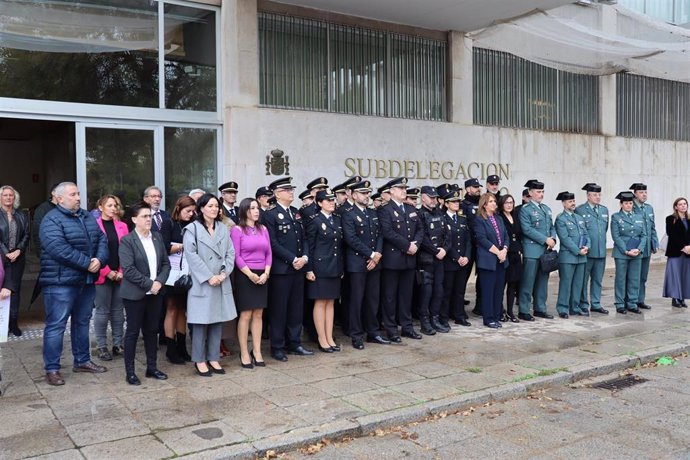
{"left": 146, "top": 194, "right": 162, "bottom": 199}
{"left": 138, "top": 214, "right": 153, "bottom": 219}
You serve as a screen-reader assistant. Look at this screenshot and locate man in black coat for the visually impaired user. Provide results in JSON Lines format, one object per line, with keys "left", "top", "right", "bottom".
{"left": 461, "top": 178, "right": 483, "bottom": 315}
{"left": 378, "top": 177, "right": 424, "bottom": 342}
{"left": 342, "top": 180, "right": 389, "bottom": 350}
{"left": 263, "top": 177, "right": 314, "bottom": 361}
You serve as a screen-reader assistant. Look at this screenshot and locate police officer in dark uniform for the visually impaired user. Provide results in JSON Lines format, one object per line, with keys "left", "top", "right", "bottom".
{"left": 486, "top": 174, "right": 502, "bottom": 201}
{"left": 379, "top": 177, "right": 425, "bottom": 341}
{"left": 417, "top": 186, "right": 450, "bottom": 334}
{"left": 300, "top": 177, "right": 329, "bottom": 221}
{"left": 334, "top": 176, "right": 362, "bottom": 217}
{"left": 298, "top": 190, "right": 313, "bottom": 208}
{"left": 462, "top": 178, "right": 483, "bottom": 315}
{"left": 263, "top": 177, "right": 314, "bottom": 361}
{"left": 406, "top": 187, "right": 420, "bottom": 208}
{"left": 219, "top": 181, "right": 240, "bottom": 224}
{"left": 440, "top": 189, "right": 473, "bottom": 327}
{"left": 342, "top": 180, "right": 389, "bottom": 350}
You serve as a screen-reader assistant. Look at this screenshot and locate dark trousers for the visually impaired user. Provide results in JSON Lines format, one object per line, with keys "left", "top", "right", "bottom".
{"left": 505, "top": 280, "right": 519, "bottom": 316}
{"left": 123, "top": 296, "right": 163, "bottom": 374}
{"left": 441, "top": 267, "right": 471, "bottom": 321}
{"left": 418, "top": 260, "right": 445, "bottom": 318}
{"left": 381, "top": 269, "right": 415, "bottom": 335}
{"left": 268, "top": 273, "right": 304, "bottom": 352}
{"left": 479, "top": 265, "right": 506, "bottom": 325}
{"left": 348, "top": 270, "right": 382, "bottom": 341}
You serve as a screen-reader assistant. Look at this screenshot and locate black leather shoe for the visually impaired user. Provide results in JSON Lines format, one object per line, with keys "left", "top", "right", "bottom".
{"left": 616, "top": 308, "right": 627, "bottom": 314}
{"left": 145, "top": 369, "right": 168, "bottom": 380}
{"left": 431, "top": 316, "right": 450, "bottom": 333}
{"left": 288, "top": 346, "right": 314, "bottom": 356}
{"left": 558, "top": 312, "right": 569, "bottom": 319}
{"left": 580, "top": 310, "right": 590, "bottom": 317}
{"left": 250, "top": 351, "right": 265, "bottom": 367}
{"left": 591, "top": 307, "right": 609, "bottom": 315}
{"left": 464, "top": 299, "right": 470, "bottom": 305}
{"left": 271, "top": 351, "right": 288, "bottom": 362}
{"left": 367, "top": 335, "right": 391, "bottom": 345}
{"left": 682, "top": 301, "right": 689, "bottom": 308}
{"left": 455, "top": 318, "right": 472, "bottom": 327}
{"left": 207, "top": 362, "right": 225, "bottom": 374}
{"left": 73, "top": 361, "right": 107, "bottom": 373}
{"left": 438, "top": 318, "right": 451, "bottom": 328}
{"left": 194, "top": 363, "right": 213, "bottom": 376}
{"left": 420, "top": 319, "right": 436, "bottom": 336}
{"left": 570, "top": 310, "right": 584, "bottom": 316}
{"left": 240, "top": 358, "right": 253, "bottom": 369}
{"left": 126, "top": 374, "right": 141, "bottom": 385}
{"left": 534, "top": 311, "right": 554, "bottom": 319}
{"left": 518, "top": 313, "right": 535, "bottom": 321}
{"left": 638, "top": 303, "right": 652, "bottom": 310}
{"left": 387, "top": 335, "right": 402, "bottom": 343}
{"left": 330, "top": 344, "right": 341, "bottom": 352}
{"left": 9, "top": 324, "right": 22, "bottom": 337}
{"left": 672, "top": 298, "right": 682, "bottom": 307}
{"left": 318, "top": 345, "right": 335, "bottom": 353}
{"left": 352, "top": 340, "right": 364, "bottom": 350}
{"left": 485, "top": 322, "right": 499, "bottom": 329}
{"left": 471, "top": 307, "right": 483, "bottom": 316}
{"left": 627, "top": 308, "right": 642, "bottom": 314}
{"left": 401, "top": 329, "right": 422, "bottom": 340}
{"left": 509, "top": 315, "right": 520, "bottom": 323}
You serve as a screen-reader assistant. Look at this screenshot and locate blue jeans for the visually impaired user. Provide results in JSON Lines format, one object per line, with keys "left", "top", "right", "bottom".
{"left": 43, "top": 284, "right": 96, "bottom": 372}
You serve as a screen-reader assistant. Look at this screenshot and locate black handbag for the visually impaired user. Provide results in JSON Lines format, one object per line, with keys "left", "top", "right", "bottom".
{"left": 539, "top": 249, "right": 559, "bottom": 273}
{"left": 172, "top": 226, "right": 196, "bottom": 294}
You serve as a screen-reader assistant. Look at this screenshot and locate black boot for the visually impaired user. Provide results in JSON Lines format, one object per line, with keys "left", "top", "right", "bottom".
{"left": 420, "top": 316, "right": 436, "bottom": 335}
{"left": 430, "top": 316, "right": 450, "bottom": 333}
{"left": 165, "top": 337, "right": 185, "bottom": 364}
{"left": 176, "top": 332, "right": 192, "bottom": 362}
{"left": 9, "top": 318, "right": 22, "bottom": 337}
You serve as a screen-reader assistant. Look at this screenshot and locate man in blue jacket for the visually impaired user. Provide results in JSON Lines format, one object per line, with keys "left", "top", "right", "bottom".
{"left": 40, "top": 182, "right": 109, "bottom": 386}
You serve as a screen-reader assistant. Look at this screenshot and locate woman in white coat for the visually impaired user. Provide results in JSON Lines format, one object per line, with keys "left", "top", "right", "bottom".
{"left": 183, "top": 193, "right": 237, "bottom": 376}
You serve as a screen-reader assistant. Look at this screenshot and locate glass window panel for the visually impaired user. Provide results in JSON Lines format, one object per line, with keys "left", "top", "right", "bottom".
{"left": 164, "top": 127, "right": 217, "bottom": 209}
{"left": 164, "top": 4, "right": 217, "bottom": 111}
{"left": 0, "top": 0, "right": 158, "bottom": 107}
{"left": 85, "top": 127, "right": 154, "bottom": 211}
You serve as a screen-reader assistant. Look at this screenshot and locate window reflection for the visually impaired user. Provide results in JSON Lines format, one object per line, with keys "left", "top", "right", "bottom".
{"left": 164, "top": 127, "right": 217, "bottom": 209}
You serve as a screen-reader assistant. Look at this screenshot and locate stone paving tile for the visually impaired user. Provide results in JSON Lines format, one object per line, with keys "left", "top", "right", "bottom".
{"left": 388, "top": 378, "right": 463, "bottom": 403}
{"left": 63, "top": 414, "right": 150, "bottom": 447}
{"left": 25, "top": 449, "right": 84, "bottom": 460}
{"left": 435, "top": 434, "right": 533, "bottom": 459}
{"left": 279, "top": 363, "right": 349, "bottom": 383}
{"left": 550, "top": 436, "right": 649, "bottom": 459}
{"left": 339, "top": 433, "right": 437, "bottom": 459}
{"left": 80, "top": 435, "right": 173, "bottom": 460}
{"left": 511, "top": 348, "right": 603, "bottom": 370}
{"left": 50, "top": 396, "right": 132, "bottom": 427}
{"left": 432, "top": 370, "right": 505, "bottom": 392}
{"left": 261, "top": 383, "right": 332, "bottom": 408}
{"left": 356, "top": 367, "right": 425, "bottom": 387}
{"left": 0, "top": 405, "right": 59, "bottom": 438}
{"left": 156, "top": 421, "right": 247, "bottom": 456}
{"left": 309, "top": 375, "right": 381, "bottom": 397}
{"left": 341, "top": 387, "right": 419, "bottom": 413}
{"left": 137, "top": 406, "right": 219, "bottom": 432}
{"left": 222, "top": 405, "right": 309, "bottom": 440}
{"left": 229, "top": 366, "right": 301, "bottom": 392}
{"left": 0, "top": 392, "right": 49, "bottom": 416}
{"left": 404, "top": 360, "right": 463, "bottom": 378}
{"left": 283, "top": 397, "right": 365, "bottom": 425}
{"left": 405, "top": 416, "right": 479, "bottom": 449}
{"left": 117, "top": 388, "right": 192, "bottom": 412}
{"left": 1, "top": 424, "right": 75, "bottom": 460}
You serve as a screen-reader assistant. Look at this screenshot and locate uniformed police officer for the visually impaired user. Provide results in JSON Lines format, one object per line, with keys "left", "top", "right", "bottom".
{"left": 417, "top": 186, "right": 450, "bottom": 334}
{"left": 486, "top": 174, "right": 501, "bottom": 201}
{"left": 219, "top": 181, "right": 240, "bottom": 224}
{"left": 299, "top": 190, "right": 313, "bottom": 208}
{"left": 631, "top": 183, "right": 658, "bottom": 310}
{"left": 334, "top": 176, "right": 362, "bottom": 217}
{"left": 575, "top": 183, "right": 610, "bottom": 314}
{"left": 263, "top": 177, "right": 314, "bottom": 361}
{"left": 462, "top": 178, "right": 482, "bottom": 315}
{"left": 371, "top": 193, "right": 383, "bottom": 209}
{"left": 378, "top": 184, "right": 391, "bottom": 205}
{"left": 440, "top": 189, "right": 473, "bottom": 327}
{"left": 379, "top": 177, "right": 424, "bottom": 341}
{"left": 611, "top": 191, "right": 647, "bottom": 314}
{"left": 300, "top": 177, "right": 329, "bottom": 221}
{"left": 406, "top": 187, "right": 420, "bottom": 208}
{"left": 342, "top": 180, "right": 389, "bottom": 350}
{"left": 554, "top": 191, "right": 589, "bottom": 318}
{"left": 518, "top": 180, "right": 557, "bottom": 321}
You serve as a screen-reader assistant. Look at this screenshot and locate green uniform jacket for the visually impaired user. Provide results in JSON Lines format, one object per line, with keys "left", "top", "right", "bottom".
{"left": 519, "top": 201, "right": 557, "bottom": 259}
{"left": 574, "top": 203, "right": 609, "bottom": 258}
{"left": 633, "top": 201, "right": 658, "bottom": 257}
{"left": 555, "top": 211, "right": 588, "bottom": 264}
{"left": 611, "top": 211, "right": 647, "bottom": 259}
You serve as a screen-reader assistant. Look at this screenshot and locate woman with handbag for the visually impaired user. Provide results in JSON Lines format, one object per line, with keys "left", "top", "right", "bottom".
{"left": 662, "top": 197, "right": 690, "bottom": 308}
{"left": 119, "top": 202, "right": 171, "bottom": 385}
{"left": 93, "top": 195, "right": 128, "bottom": 361}
{"left": 230, "top": 198, "right": 271, "bottom": 368}
{"left": 473, "top": 193, "right": 509, "bottom": 329}
{"left": 183, "top": 193, "right": 237, "bottom": 376}
{"left": 498, "top": 194, "right": 522, "bottom": 323}
{"left": 160, "top": 196, "right": 196, "bottom": 364}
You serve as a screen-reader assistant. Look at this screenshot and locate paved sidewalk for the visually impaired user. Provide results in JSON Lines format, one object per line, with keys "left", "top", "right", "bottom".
{"left": 2, "top": 257, "right": 690, "bottom": 459}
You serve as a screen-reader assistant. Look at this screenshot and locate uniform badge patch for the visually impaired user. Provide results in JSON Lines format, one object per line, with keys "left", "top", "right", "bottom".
{"left": 321, "top": 223, "right": 327, "bottom": 230}
{"left": 278, "top": 213, "right": 284, "bottom": 220}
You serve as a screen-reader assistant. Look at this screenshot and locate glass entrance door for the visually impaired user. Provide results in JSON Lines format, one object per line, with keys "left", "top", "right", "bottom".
{"left": 76, "top": 124, "right": 162, "bottom": 211}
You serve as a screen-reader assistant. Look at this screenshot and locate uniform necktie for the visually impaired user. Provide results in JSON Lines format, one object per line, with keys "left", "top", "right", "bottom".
{"left": 453, "top": 214, "right": 458, "bottom": 224}
{"left": 593, "top": 205, "right": 599, "bottom": 216}
{"left": 229, "top": 208, "right": 235, "bottom": 219}
{"left": 154, "top": 211, "right": 162, "bottom": 229}
{"left": 328, "top": 215, "right": 334, "bottom": 226}
{"left": 399, "top": 203, "right": 405, "bottom": 216}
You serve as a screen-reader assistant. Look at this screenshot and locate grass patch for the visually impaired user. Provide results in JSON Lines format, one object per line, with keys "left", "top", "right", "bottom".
{"left": 466, "top": 367, "right": 482, "bottom": 373}
{"left": 512, "top": 367, "right": 568, "bottom": 382}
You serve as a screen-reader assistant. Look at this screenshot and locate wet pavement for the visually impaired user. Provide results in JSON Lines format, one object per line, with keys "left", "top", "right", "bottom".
{"left": 2, "top": 255, "right": 690, "bottom": 459}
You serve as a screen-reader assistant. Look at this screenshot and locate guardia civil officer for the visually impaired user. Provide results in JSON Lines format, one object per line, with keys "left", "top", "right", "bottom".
{"left": 554, "top": 192, "right": 589, "bottom": 318}
{"left": 342, "top": 180, "right": 389, "bottom": 350}
{"left": 518, "top": 180, "right": 557, "bottom": 321}
{"left": 575, "top": 183, "right": 610, "bottom": 314}
{"left": 461, "top": 178, "right": 483, "bottom": 314}
{"left": 219, "top": 181, "right": 240, "bottom": 224}
{"left": 417, "top": 186, "right": 450, "bottom": 334}
{"left": 300, "top": 177, "right": 329, "bottom": 221}
{"left": 631, "top": 183, "right": 658, "bottom": 310}
{"left": 611, "top": 191, "right": 646, "bottom": 314}
{"left": 440, "top": 189, "right": 472, "bottom": 327}
{"left": 263, "top": 177, "right": 314, "bottom": 361}
{"left": 379, "top": 177, "right": 424, "bottom": 341}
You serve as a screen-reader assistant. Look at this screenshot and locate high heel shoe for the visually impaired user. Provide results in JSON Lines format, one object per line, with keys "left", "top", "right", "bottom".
{"left": 207, "top": 361, "right": 226, "bottom": 374}
{"left": 240, "top": 356, "right": 253, "bottom": 369}
{"left": 328, "top": 344, "right": 341, "bottom": 352}
{"left": 194, "top": 362, "right": 212, "bottom": 377}
{"left": 250, "top": 351, "right": 266, "bottom": 367}
{"left": 318, "top": 345, "right": 334, "bottom": 353}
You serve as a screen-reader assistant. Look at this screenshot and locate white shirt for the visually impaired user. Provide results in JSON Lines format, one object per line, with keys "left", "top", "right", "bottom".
{"left": 135, "top": 229, "right": 158, "bottom": 294}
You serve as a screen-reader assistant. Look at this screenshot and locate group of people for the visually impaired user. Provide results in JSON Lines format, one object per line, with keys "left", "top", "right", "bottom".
{"left": 2, "top": 173, "right": 685, "bottom": 387}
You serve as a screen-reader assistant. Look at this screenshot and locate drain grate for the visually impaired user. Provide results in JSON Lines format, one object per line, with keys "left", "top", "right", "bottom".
{"left": 589, "top": 375, "right": 648, "bottom": 391}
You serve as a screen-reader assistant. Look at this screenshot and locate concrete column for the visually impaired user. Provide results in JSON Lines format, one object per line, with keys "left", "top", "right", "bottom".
{"left": 450, "top": 31, "right": 473, "bottom": 125}
{"left": 598, "top": 5, "right": 617, "bottom": 136}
